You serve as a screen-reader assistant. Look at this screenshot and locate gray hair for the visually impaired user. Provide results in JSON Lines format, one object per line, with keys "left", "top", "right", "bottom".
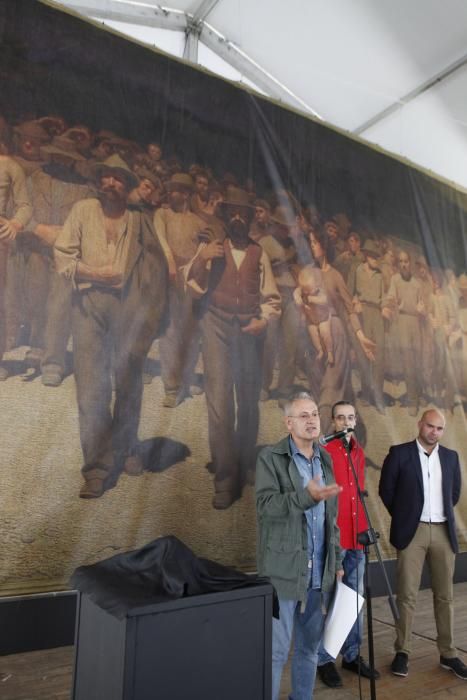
{"left": 283, "top": 391, "right": 315, "bottom": 417}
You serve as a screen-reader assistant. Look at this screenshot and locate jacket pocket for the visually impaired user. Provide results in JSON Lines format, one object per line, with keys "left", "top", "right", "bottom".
{"left": 262, "top": 540, "right": 306, "bottom": 584}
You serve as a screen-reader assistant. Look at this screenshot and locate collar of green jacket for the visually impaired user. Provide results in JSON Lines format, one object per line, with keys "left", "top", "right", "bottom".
{"left": 270, "top": 435, "right": 331, "bottom": 465}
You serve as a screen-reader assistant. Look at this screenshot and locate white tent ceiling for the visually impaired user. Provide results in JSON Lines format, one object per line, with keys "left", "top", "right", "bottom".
{"left": 56, "top": 0, "right": 467, "bottom": 190}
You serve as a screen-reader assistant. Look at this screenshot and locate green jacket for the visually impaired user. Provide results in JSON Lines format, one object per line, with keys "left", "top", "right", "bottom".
{"left": 256, "top": 436, "right": 342, "bottom": 603}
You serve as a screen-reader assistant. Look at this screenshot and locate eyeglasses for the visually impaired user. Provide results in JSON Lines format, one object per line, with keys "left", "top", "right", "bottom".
{"left": 287, "top": 412, "right": 320, "bottom": 420}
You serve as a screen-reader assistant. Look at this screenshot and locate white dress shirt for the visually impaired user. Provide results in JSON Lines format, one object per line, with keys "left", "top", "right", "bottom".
{"left": 417, "top": 440, "right": 446, "bottom": 523}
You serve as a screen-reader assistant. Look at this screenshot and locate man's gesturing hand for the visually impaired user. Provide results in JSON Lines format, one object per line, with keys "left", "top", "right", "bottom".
{"left": 306, "top": 476, "right": 342, "bottom": 502}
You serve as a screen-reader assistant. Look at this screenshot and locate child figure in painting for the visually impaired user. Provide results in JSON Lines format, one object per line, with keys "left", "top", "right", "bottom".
{"left": 298, "top": 266, "right": 334, "bottom": 366}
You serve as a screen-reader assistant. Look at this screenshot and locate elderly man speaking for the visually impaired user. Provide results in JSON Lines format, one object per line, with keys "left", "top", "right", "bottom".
{"left": 256, "top": 391, "right": 343, "bottom": 700}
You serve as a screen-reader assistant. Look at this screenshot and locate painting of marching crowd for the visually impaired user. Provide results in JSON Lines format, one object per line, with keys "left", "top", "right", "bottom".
{"left": 0, "top": 0, "right": 466, "bottom": 593}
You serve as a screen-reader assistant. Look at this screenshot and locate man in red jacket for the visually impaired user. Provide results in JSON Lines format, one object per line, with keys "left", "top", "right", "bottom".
{"left": 317, "top": 401, "right": 380, "bottom": 688}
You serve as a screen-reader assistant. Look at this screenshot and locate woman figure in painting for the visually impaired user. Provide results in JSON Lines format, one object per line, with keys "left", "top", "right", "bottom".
{"left": 298, "top": 265, "right": 335, "bottom": 366}
{"left": 295, "top": 227, "right": 376, "bottom": 432}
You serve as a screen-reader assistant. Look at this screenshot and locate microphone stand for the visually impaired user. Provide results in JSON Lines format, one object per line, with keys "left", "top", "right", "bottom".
{"left": 341, "top": 436, "right": 399, "bottom": 700}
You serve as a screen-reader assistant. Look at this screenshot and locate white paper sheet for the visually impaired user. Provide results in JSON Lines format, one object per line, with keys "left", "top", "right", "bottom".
{"left": 322, "top": 580, "right": 365, "bottom": 658}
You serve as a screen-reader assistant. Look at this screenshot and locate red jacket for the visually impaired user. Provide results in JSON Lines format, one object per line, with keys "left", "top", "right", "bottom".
{"left": 326, "top": 437, "right": 367, "bottom": 549}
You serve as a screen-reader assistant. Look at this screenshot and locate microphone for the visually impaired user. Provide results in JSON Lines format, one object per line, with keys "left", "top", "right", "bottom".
{"left": 319, "top": 427, "right": 354, "bottom": 445}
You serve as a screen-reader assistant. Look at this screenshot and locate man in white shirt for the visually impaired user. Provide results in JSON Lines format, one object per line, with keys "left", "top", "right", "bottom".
{"left": 379, "top": 409, "right": 466, "bottom": 680}
{"left": 54, "top": 155, "right": 168, "bottom": 498}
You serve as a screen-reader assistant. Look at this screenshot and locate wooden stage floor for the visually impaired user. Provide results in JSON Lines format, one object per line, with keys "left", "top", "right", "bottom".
{"left": 0, "top": 582, "right": 466, "bottom": 699}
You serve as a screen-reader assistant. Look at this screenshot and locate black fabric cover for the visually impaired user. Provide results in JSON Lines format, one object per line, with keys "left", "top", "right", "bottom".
{"left": 70, "top": 535, "right": 277, "bottom": 619}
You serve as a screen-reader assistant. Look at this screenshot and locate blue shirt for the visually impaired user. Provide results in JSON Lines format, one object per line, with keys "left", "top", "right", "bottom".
{"left": 289, "top": 436, "right": 326, "bottom": 589}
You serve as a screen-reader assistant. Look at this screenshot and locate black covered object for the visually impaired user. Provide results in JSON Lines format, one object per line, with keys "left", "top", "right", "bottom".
{"left": 70, "top": 535, "right": 277, "bottom": 618}
{"left": 71, "top": 537, "right": 274, "bottom": 700}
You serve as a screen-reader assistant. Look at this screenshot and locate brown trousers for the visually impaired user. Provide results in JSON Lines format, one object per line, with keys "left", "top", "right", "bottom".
{"left": 395, "top": 522, "right": 456, "bottom": 657}
{"left": 72, "top": 288, "right": 145, "bottom": 479}
{"left": 159, "top": 282, "right": 200, "bottom": 394}
{"left": 201, "top": 308, "right": 264, "bottom": 489}
{"left": 397, "top": 314, "right": 422, "bottom": 405}
{"left": 359, "top": 304, "right": 385, "bottom": 404}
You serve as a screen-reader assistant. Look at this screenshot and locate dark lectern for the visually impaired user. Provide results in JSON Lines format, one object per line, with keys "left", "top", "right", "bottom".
{"left": 72, "top": 583, "right": 273, "bottom": 700}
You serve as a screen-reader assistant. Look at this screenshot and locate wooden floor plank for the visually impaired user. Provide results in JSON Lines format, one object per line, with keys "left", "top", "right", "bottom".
{"left": 0, "top": 583, "right": 466, "bottom": 699}
{"left": 280, "top": 582, "right": 467, "bottom": 699}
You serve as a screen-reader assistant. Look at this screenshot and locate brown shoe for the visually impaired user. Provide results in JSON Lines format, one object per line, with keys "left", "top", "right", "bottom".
{"left": 163, "top": 391, "right": 182, "bottom": 408}
{"left": 212, "top": 490, "right": 237, "bottom": 509}
{"left": 79, "top": 478, "right": 105, "bottom": 499}
{"left": 42, "top": 370, "right": 63, "bottom": 387}
{"left": 188, "top": 384, "right": 204, "bottom": 396}
{"left": 123, "top": 455, "right": 144, "bottom": 476}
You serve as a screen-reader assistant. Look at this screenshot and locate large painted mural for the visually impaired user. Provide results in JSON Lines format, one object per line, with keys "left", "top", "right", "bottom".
{"left": 0, "top": 0, "right": 466, "bottom": 595}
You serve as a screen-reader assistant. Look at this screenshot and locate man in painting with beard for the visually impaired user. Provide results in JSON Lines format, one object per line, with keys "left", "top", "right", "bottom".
{"left": 186, "top": 186, "right": 281, "bottom": 509}
{"left": 54, "top": 155, "right": 168, "bottom": 499}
